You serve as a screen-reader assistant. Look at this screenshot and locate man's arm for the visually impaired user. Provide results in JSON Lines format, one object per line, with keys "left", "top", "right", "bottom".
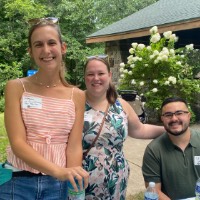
{"left": 142, "top": 143, "right": 171, "bottom": 200}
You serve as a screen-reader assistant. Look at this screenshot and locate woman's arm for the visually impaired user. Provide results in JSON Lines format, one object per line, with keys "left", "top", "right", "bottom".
{"left": 66, "top": 87, "right": 85, "bottom": 167}
{"left": 119, "top": 98, "right": 165, "bottom": 139}
{"left": 66, "top": 88, "right": 88, "bottom": 188}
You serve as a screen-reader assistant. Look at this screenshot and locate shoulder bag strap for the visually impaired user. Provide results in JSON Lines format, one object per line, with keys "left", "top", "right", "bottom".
{"left": 83, "top": 103, "right": 109, "bottom": 158}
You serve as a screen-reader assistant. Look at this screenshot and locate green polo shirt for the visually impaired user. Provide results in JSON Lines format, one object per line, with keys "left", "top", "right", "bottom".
{"left": 142, "top": 129, "right": 200, "bottom": 200}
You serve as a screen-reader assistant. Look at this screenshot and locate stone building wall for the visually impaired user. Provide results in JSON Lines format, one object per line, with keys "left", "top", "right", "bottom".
{"left": 105, "top": 41, "right": 122, "bottom": 87}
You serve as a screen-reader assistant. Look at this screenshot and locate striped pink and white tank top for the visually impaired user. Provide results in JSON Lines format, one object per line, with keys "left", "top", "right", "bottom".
{"left": 7, "top": 79, "right": 75, "bottom": 173}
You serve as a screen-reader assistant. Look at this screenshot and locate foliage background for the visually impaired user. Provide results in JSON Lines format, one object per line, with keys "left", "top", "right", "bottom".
{"left": 0, "top": 0, "right": 158, "bottom": 95}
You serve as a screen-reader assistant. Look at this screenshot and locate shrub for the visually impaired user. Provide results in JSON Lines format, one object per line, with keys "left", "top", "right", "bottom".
{"left": 118, "top": 26, "right": 200, "bottom": 119}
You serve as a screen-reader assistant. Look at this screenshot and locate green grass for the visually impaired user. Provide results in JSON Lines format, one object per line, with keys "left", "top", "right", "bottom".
{"left": 0, "top": 113, "right": 6, "bottom": 137}
{"left": 0, "top": 112, "right": 8, "bottom": 162}
{"left": 0, "top": 137, "right": 8, "bottom": 162}
{"left": 127, "top": 191, "right": 144, "bottom": 200}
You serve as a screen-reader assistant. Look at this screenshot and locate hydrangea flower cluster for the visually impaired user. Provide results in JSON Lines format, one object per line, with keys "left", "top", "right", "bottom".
{"left": 118, "top": 26, "right": 200, "bottom": 111}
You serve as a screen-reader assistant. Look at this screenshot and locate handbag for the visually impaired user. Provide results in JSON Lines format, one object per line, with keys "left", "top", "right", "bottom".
{"left": 0, "top": 163, "right": 12, "bottom": 185}
{"left": 83, "top": 104, "right": 109, "bottom": 158}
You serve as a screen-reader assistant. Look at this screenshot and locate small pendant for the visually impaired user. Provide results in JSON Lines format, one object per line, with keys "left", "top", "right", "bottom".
{"left": 35, "top": 76, "right": 60, "bottom": 88}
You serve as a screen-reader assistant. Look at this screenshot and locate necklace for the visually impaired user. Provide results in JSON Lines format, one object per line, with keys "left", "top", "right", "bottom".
{"left": 35, "top": 76, "right": 61, "bottom": 88}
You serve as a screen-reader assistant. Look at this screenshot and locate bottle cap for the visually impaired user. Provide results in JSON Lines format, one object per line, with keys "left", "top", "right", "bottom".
{"left": 149, "top": 182, "right": 155, "bottom": 187}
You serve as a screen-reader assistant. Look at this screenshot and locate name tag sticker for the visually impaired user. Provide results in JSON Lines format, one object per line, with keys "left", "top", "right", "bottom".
{"left": 22, "top": 96, "right": 42, "bottom": 109}
{"left": 194, "top": 156, "right": 200, "bottom": 165}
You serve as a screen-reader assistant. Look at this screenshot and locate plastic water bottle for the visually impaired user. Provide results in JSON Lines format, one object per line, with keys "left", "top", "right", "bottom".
{"left": 67, "top": 179, "right": 85, "bottom": 200}
{"left": 144, "top": 182, "right": 159, "bottom": 200}
{"left": 195, "top": 178, "right": 200, "bottom": 200}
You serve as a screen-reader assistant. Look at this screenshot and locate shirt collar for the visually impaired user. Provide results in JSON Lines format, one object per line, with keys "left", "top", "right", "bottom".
{"left": 164, "top": 128, "right": 197, "bottom": 150}
{"left": 190, "top": 129, "right": 199, "bottom": 148}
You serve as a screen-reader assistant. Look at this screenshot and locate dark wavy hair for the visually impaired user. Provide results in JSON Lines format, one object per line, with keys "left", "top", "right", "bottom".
{"left": 84, "top": 57, "right": 118, "bottom": 105}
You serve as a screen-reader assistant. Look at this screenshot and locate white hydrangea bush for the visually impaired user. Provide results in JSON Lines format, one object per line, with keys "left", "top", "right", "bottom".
{"left": 118, "top": 26, "right": 200, "bottom": 111}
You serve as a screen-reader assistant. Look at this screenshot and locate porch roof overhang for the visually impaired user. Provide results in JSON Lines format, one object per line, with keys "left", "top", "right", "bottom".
{"left": 86, "top": 19, "right": 200, "bottom": 44}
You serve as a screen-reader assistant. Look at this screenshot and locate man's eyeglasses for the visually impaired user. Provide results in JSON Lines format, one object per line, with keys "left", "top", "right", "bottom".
{"left": 161, "top": 110, "right": 189, "bottom": 119}
{"left": 87, "top": 54, "right": 108, "bottom": 60}
{"left": 28, "top": 17, "right": 59, "bottom": 26}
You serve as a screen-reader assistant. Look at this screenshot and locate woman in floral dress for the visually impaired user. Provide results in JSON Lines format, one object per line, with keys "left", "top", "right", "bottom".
{"left": 83, "top": 55, "right": 165, "bottom": 200}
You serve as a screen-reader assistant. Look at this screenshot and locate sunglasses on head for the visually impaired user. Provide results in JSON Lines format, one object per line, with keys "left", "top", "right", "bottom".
{"left": 28, "top": 17, "right": 59, "bottom": 26}
{"left": 87, "top": 54, "right": 108, "bottom": 60}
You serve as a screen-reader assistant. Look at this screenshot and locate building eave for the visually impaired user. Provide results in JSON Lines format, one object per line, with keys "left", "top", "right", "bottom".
{"left": 86, "top": 18, "right": 200, "bottom": 44}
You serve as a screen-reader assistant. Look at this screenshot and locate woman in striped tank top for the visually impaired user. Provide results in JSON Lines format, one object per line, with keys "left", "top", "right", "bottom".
{"left": 0, "top": 17, "right": 88, "bottom": 200}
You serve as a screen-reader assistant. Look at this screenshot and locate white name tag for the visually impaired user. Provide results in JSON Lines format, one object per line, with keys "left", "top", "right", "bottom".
{"left": 194, "top": 156, "right": 200, "bottom": 165}
{"left": 22, "top": 96, "right": 42, "bottom": 109}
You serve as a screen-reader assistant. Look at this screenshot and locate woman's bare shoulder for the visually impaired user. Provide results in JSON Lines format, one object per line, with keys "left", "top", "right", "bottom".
{"left": 5, "top": 78, "right": 24, "bottom": 90}
{"left": 5, "top": 78, "right": 26, "bottom": 101}
{"left": 73, "top": 87, "right": 85, "bottom": 96}
{"left": 118, "top": 97, "right": 130, "bottom": 109}
{"left": 72, "top": 87, "right": 85, "bottom": 103}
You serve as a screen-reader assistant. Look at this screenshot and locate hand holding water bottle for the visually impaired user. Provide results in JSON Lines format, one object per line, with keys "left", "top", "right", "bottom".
{"left": 144, "top": 182, "right": 159, "bottom": 200}
{"left": 68, "top": 178, "right": 85, "bottom": 200}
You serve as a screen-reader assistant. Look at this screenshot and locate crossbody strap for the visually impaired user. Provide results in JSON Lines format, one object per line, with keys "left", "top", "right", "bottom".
{"left": 83, "top": 104, "right": 110, "bottom": 158}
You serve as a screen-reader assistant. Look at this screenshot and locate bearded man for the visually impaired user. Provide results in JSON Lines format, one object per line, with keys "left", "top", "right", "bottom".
{"left": 142, "top": 97, "right": 200, "bottom": 200}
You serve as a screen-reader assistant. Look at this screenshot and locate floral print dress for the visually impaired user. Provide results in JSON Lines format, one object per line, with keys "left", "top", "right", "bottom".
{"left": 83, "top": 99, "right": 130, "bottom": 200}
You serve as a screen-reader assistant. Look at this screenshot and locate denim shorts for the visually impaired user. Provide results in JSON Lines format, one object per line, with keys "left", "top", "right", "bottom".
{"left": 0, "top": 173, "right": 68, "bottom": 200}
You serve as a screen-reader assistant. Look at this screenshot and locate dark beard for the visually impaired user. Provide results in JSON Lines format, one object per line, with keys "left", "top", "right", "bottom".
{"left": 164, "top": 122, "right": 189, "bottom": 136}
